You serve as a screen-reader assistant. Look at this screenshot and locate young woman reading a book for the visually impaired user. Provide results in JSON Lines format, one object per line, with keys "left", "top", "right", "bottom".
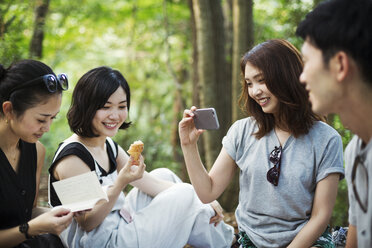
{"left": 48, "top": 66, "right": 234, "bottom": 248}
{"left": 0, "top": 60, "right": 73, "bottom": 248}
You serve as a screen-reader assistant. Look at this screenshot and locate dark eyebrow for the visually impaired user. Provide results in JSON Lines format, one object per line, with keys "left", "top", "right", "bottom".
{"left": 106, "top": 100, "right": 127, "bottom": 104}
{"left": 39, "top": 112, "right": 59, "bottom": 117}
{"left": 245, "top": 73, "right": 263, "bottom": 81}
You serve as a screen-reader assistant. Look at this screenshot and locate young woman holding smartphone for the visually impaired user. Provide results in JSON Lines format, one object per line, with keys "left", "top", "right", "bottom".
{"left": 179, "top": 39, "right": 344, "bottom": 248}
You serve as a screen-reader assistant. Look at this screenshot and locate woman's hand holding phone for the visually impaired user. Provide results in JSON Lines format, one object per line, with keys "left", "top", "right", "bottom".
{"left": 179, "top": 106, "right": 206, "bottom": 147}
{"left": 193, "top": 107, "right": 220, "bottom": 130}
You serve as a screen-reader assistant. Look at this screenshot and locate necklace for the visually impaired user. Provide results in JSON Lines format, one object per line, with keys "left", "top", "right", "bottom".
{"left": 3, "top": 142, "right": 20, "bottom": 165}
{"left": 8, "top": 150, "right": 19, "bottom": 162}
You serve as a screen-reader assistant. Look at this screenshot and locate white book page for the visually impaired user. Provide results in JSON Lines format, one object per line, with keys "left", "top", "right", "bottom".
{"left": 52, "top": 171, "right": 108, "bottom": 212}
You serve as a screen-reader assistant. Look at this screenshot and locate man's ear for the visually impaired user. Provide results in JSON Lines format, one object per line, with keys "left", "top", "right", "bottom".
{"left": 2, "top": 101, "right": 14, "bottom": 119}
{"left": 331, "top": 51, "right": 350, "bottom": 82}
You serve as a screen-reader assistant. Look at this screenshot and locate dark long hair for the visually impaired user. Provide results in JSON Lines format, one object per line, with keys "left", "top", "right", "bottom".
{"left": 0, "top": 59, "right": 60, "bottom": 117}
{"left": 67, "top": 66, "right": 131, "bottom": 137}
{"left": 239, "top": 39, "right": 320, "bottom": 138}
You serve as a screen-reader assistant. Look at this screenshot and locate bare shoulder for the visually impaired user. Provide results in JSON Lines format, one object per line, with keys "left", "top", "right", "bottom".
{"left": 118, "top": 145, "right": 129, "bottom": 160}
{"left": 35, "top": 141, "right": 46, "bottom": 157}
{"left": 35, "top": 141, "right": 46, "bottom": 170}
{"left": 54, "top": 154, "right": 92, "bottom": 180}
{"left": 116, "top": 145, "right": 129, "bottom": 170}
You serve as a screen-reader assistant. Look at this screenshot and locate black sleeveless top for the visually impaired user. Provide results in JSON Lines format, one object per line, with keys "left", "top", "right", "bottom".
{"left": 0, "top": 140, "right": 37, "bottom": 229}
{"left": 48, "top": 140, "right": 118, "bottom": 207}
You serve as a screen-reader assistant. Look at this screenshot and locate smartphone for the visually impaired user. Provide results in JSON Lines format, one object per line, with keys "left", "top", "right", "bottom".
{"left": 193, "top": 108, "right": 220, "bottom": 130}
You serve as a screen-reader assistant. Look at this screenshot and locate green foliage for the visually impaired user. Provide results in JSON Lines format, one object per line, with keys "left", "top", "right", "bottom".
{"left": 4, "top": 0, "right": 350, "bottom": 228}
{"left": 253, "top": 0, "right": 313, "bottom": 48}
{"left": 331, "top": 179, "right": 349, "bottom": 227}
{"left": 38, "top": 0, "right": 192, "bottom": 175}
{"left": 328, "top": 115, "right": 353, "bottom": 227}
{"left": 0, "top": 1, "right": 33, "bottom": 65}
{"left": 332, "top": 115, "right": 353, "bottom": 149}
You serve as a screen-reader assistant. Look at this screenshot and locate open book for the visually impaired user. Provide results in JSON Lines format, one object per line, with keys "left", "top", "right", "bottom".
{"left": 52, "top": 171, "right": 108, "bottom": 212}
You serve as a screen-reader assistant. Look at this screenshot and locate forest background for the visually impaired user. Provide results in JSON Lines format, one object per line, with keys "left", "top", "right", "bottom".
{"left": 1, "top": 0, "right": 351, "bottom": 228}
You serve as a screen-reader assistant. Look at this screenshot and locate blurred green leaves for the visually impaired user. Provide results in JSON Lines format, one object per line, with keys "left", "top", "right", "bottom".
{"left": 2, "top": 0, "right": 350, "bottom": 227}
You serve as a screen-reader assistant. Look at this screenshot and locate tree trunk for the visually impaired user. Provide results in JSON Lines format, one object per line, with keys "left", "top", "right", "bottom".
{"left": 188, "top": 0, "right": 200, "bottom": 108}
{"left": 190, "top": 0, "right": 254, "bottom": 212}
{"left": 188, "top": 0, "right": 207, "bottom": 168}
{"left": 163, "top": 0, "right": 189, "bottom": 182}
{"left": 232, "top": 0, "right": 254, "bottom": 122}
{"left": 192, "top": 0, "right": 215, "bottom": 169}
{"left": 217, "top": 0, "right": 254, "bottom": 212}
{"left": 192, "top": 0, "right": 230, "bottom": 169}
{"left": 30, "top": 0, "right": 50, "bottom": 59}
{"left": 210, "top": 0, "right": 231, "bottom": 143}
{"left": 223, "top": 0, "right": 233, "bottom": 99}
{"left": 0, "top": 2, "right": 16, "bottom": 38}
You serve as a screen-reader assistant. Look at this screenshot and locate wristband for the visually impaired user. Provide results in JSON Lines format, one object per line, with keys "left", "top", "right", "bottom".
{"left": 19, "top": 222, "right": 34, "bottom": 239}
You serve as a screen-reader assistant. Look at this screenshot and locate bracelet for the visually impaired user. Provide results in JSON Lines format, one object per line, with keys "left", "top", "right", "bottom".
{"left": 19, "top": 222, "right": 34, "bottom": 239}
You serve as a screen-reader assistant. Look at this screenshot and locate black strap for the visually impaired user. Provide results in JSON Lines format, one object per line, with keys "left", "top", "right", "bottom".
{"left": 49, "top": 142, "right": 96, "bottom": 175}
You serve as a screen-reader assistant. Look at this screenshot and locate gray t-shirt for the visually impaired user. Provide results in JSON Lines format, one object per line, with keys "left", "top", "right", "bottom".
{"left": 345, "top": 135, "right": 372, "bottom": 248}
{"left": 222, "top": 117, "right": 344, "bottom": 247}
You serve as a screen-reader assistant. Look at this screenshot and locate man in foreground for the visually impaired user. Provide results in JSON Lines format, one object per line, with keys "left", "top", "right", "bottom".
{"left": 296, "top": 0, "right": 372, "bottom": 247}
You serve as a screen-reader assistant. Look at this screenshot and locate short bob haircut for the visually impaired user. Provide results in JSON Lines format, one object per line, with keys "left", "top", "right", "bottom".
{"left": 239, "top": 39, "right": 320, "bottom": 139}
{"left": 0, "top": 59, "right": 62, "bottom": 118}
{"left": 68, "top": 66, "right": 131, "bottom": 137}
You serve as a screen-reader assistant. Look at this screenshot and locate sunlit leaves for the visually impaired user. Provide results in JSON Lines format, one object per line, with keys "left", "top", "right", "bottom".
{"left": 0, "top": 0, "right": 33, "bottom": 65}
{"left": 3, "top": 0, "right": 349, "bottom": 226}
{"left": 38, "top": 0, "right": 191, "bottom": 173}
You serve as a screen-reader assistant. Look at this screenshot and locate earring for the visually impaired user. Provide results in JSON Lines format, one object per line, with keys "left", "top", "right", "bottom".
{"left": 5, "top": 119, "right": 8, "bottom": 124}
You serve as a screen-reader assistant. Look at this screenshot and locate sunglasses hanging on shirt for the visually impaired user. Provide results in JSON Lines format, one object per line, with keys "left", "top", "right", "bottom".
{"left": 267, "top": 146, "right": 282, "bottom": 186}
{"left": 351, "top": 155, "right": 368, "bottom": 212}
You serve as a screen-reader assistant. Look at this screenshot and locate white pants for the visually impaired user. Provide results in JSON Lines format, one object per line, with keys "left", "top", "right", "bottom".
{"left": 124, "top": 168, "right": 234, "bottom": 248}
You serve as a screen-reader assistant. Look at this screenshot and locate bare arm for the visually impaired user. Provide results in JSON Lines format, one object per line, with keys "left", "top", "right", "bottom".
{"left": 0, "top": 209, "right": 72, "bottom": 248}
{"left": 54, "top": 152, "right": 145, "bottom": 232}
{"left": 0, "top": 142, "right": 73, "bottom": 248}
{"left": 345, "top": 224, "right": 357, "bottom": 248}
{"left": 179, "top": 107, "right": 237, "bottom": 203}
{"left": 33, "top": 141, "right": 45, "bottom": 208}
{"left": 119, "top": 141, "right": 227, "bottom": 225}
{"left": 0, "top": 225, "right": 29, "bottom": 248}
{"left": 31, "top": 142, "right": 50, "bottom": 219}
{"left": 288, "top": 174, "right": 340, "bottom": 248}
{"left": 116, "top": 145, "right": 174, "bottom": 197}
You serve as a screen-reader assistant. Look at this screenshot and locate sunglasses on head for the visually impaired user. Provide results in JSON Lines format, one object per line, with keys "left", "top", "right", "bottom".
{"left": 9, "top": 74, "right": 68, "bottom": 96}
{"left": 267, "top": 146, "right": 282, "bottom": 186}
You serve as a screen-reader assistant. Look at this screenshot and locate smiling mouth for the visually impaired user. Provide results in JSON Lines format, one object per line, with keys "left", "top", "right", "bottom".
{"left": 104, "top": 123, "right": 118, "bottom": 128}
{"left": 257, "top": 97, "right": 269, "bottom": 106}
